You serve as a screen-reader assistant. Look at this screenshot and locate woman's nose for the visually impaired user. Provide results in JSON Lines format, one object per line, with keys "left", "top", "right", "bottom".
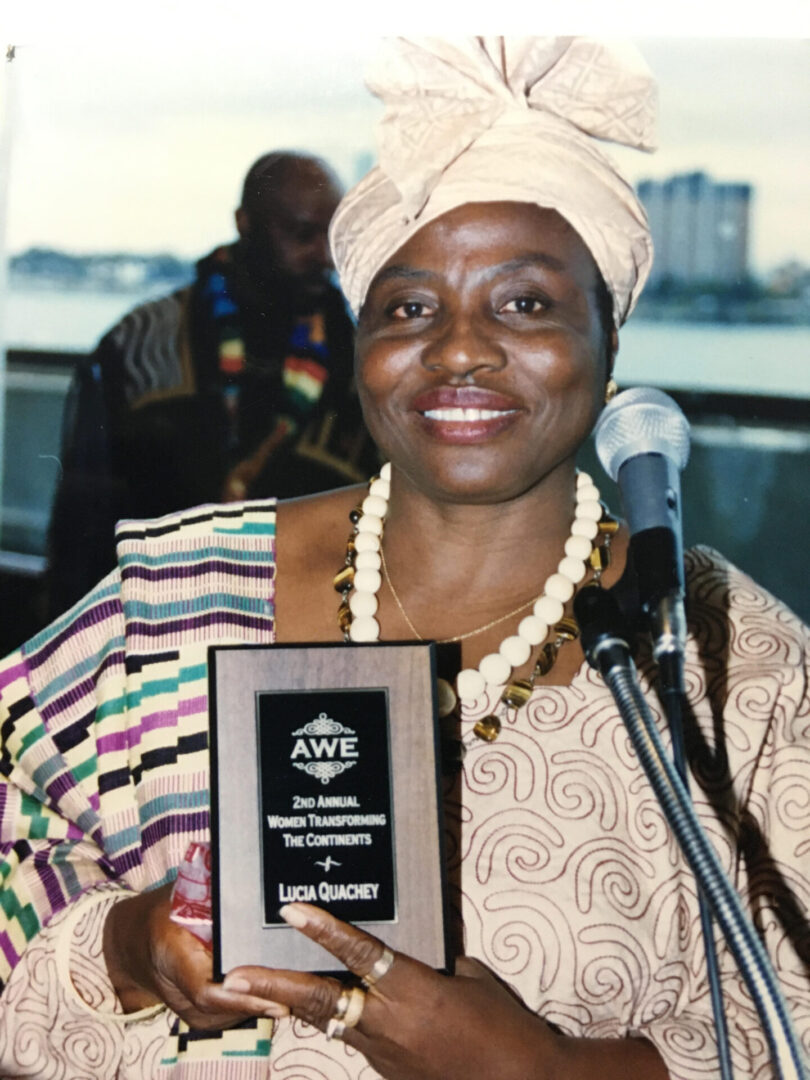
{"left": 421, "top": 315, "right": 505, "bottom": 377}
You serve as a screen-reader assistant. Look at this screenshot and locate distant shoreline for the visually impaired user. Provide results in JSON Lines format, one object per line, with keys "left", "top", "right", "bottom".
{"left": 8, "top": 275, "right": 192, "bottom": 297}
{"left": 633, "top": 296, "right": 810, "bottom": 327}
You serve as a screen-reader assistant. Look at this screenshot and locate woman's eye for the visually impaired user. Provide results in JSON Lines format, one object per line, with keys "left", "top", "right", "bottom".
{"left": 500, "top": 296, "right": 546, "bottom": 315}
{"left": 389, "top": 300, "right": 432, "bottom": 320}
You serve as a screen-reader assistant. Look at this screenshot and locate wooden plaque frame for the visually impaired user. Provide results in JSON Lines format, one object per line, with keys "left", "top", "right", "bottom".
{"left": 208, "top": 641, "right": 449, "bottom": 978}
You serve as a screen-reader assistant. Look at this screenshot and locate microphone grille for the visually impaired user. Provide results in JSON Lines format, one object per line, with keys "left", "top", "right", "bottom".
{"left": 594, "top": 386, "right": 691, "bottom": 481}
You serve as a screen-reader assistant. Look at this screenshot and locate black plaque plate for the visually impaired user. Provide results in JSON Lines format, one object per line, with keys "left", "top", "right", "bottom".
{"left": 256, "top": 688, "right": 396, "bottom": 925}
{"left": 208, "top": 642, "right": 449, "bottom": 978}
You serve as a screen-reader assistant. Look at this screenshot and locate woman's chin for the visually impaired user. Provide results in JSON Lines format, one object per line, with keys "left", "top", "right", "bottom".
{"left": 393, "top": 457, "right": 549, "bottom": 507}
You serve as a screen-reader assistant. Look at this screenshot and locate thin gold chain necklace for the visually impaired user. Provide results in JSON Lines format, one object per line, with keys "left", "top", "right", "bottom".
{"left": 379, "top": 542, "right": 541, "bottom": 644}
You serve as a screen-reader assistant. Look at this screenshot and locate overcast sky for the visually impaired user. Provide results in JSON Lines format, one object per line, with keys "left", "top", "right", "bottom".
{"left": 2, "top": 3, "right": 808, "bottom": 275}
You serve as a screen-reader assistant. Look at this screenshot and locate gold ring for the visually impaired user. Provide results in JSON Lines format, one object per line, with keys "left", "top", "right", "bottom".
{"left": 342, "top": 985, "right": 366, "bottom": 1029}
{"left": 333, "top": 989, "right": 351, "bottom": 1020}
{"left": 361, "top": 947, "right": 395, "bottom": 987}
{"left": 325, "top": 1017, "right": 346, "bottom": 1041}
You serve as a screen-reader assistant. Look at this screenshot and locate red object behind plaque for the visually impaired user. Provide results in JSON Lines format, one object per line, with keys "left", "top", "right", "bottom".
{"left": 170, "top": 841, "right": 213, "bottom": 948}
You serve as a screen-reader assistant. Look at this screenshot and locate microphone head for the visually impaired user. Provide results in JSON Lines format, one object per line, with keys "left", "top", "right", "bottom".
{"left": 594, "top": 386, "right": 691, "bottom": 481}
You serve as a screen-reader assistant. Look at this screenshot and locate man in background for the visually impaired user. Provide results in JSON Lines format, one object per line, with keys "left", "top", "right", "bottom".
{"left": 47, "top": 151, "right": 378, "bottom": 617}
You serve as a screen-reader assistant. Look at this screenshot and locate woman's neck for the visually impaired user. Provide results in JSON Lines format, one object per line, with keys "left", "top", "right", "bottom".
{"left": 377, "top": 463, "right": 582, "bottom": 642}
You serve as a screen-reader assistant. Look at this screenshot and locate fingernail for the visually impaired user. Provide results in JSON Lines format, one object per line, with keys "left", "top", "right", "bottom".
{"left": 265, "top": 1003, "right": 290, "bottom": 1018}
{"left": 279, "top": 903, "right": 308, "bottom": 928}
{"left": 222, "top": 976, "right": 251, "bottom": 993}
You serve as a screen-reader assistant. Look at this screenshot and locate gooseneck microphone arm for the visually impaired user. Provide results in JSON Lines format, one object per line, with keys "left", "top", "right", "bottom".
{"left": 580, "top": 387, "right": 807, "bottom": 1080}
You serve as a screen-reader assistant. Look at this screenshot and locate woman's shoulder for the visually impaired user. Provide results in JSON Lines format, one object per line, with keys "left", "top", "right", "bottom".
{"left": 685, "top": 544, "right": 809, "bottom": 664}
{"left": 114, "top": 499, "right": 278, "bottom": 547}
{"left": 111, "top": 501, "right": 280, "bottom": 649}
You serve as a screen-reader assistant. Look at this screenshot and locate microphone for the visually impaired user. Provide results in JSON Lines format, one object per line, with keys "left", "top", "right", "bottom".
{"left": 593, "top": 387, "right": 691, "bottom": 680}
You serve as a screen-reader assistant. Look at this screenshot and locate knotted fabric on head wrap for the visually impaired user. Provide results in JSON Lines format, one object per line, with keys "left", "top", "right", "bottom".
{"left": 330, "top": 36, "right": 657, "bottom": 326}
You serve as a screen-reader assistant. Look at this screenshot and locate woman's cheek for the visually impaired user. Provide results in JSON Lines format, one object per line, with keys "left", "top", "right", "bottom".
{"left": 354, "top": 359, "right": 404, "bottom": 453}
{"left": 356, "top": 341, "right": 416, "bottom": 409}
{"left": 528, "top": 335, "right": 603, "bottom": 400}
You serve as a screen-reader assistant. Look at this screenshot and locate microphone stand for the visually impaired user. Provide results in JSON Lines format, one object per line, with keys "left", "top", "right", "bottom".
{"left": 574, "top": 582, "right": 808, "bottom": 1080}
{"left": 612, "top": 526, "right": 735, "bottom": 1078}
{"left": 648, "top": 592, "right": 735, "bottom": 1080}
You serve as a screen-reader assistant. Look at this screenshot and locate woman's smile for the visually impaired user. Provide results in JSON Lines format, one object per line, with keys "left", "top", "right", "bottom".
{"left": 411, "top": 385, "right": 522, "bottom": 444}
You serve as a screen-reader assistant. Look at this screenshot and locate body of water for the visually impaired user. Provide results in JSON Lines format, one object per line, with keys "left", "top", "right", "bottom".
{"left": 3, "top": 285, "right": 810, "bottom": 398}
{"left": 616, "top": 320, "right": 810, "bottom": 399}
{"left": 3, "top": 285, "right": 185, "bottom": 355}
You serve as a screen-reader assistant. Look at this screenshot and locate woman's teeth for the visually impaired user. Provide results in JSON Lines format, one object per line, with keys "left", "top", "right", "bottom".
{"left": 422, "top": 407, "right": 514, "bottom": 421}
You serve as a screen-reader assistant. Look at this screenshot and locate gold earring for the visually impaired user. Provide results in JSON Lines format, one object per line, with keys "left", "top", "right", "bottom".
{"left": 604, "top": 378, "right": 618, "bottom": 404}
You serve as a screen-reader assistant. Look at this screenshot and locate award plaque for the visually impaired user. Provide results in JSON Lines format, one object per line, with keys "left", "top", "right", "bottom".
{"left": 208, "top": 642, "right": 449, "bottom": 978}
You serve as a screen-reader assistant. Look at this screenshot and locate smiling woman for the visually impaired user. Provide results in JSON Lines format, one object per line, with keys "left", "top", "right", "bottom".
{"left": 0, "top": 33, "right": 808, "bottom": 1080}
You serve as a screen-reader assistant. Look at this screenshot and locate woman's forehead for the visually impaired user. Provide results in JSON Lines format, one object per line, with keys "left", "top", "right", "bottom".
{"left": 373, "top": 201, "right": 598, "bottom": 285}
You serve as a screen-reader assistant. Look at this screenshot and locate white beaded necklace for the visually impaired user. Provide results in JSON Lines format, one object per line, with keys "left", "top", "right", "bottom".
{"left": 336, "top": 463, "right": 607, "bottom": 707}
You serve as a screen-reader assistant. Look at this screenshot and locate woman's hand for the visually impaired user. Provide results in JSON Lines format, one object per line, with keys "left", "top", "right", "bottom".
{"left": 102, "top": 883, "right": 289, "bottom": 1030}
{"left": 217, "top": 902, "right": 544, "bottom": 1080}
{"left": 221, "top": 902, "right": 668, "bottom": 1080}
{"left": 104, "top": 893, "right": 666, "bottom": 1078}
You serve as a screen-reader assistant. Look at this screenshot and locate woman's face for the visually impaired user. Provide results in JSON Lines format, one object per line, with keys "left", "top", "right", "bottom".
{"left": 355, "top": 201, "right": 615, "bottom": 505}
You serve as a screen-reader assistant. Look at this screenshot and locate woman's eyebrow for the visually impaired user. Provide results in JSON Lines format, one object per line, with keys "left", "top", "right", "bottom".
{"left": 369, "top": 264, "right": 436, "bottom": 289}
{"left": 486, "top": 253, "right": 567, "bottom": 278}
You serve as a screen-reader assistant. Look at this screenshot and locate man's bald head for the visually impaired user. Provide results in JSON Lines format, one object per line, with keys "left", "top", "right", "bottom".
{"left": 236, "top": 151, "right": 343, "bottom": 304}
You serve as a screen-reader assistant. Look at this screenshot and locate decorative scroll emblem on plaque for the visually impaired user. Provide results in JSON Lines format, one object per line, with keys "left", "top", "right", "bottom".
{"left": 290, "top": 712, "right": 358, "bottom": 785}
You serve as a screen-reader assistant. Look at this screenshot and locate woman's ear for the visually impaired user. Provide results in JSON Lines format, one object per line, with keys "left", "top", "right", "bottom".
{"left": 608, "top": 327, "right": 619, "bottom": 373}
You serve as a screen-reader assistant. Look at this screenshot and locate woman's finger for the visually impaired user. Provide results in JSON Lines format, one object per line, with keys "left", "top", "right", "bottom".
{"left": 278, "top": 901, "right": 396, "bottom": 986}
{"left": 222, "top": 967, "right": 347, "bottom": 1029}
{"left": 204, "top": 977, "right": 291, "bottom": 1020}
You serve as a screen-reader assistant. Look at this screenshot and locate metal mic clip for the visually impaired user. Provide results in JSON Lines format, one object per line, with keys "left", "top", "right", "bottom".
{"left": 574, "top": 583, "right": 634, "bottom": 679}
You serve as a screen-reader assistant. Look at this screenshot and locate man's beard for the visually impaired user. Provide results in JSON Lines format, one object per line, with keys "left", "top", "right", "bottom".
{"left": 239, "top": 242, "right": 330, "bottom": 313}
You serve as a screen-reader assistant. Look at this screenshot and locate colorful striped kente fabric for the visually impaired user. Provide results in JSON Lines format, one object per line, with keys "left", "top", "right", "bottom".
{"left": 0, "top": 501, "right": 279, "bottom": 1076}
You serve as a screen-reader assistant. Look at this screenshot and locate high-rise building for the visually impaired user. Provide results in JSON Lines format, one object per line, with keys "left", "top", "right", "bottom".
{"left": 637, "top": 172, "right": 752, "bottom": 288}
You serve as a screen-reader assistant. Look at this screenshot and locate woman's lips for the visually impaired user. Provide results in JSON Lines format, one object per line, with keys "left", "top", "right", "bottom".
{"left": 411, "top": 387, "right": 522, "bottom": 443}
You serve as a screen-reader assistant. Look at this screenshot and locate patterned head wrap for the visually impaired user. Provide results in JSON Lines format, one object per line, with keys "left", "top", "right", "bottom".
{"left": 330, "top": 36, "right": 657, "bottom": 326}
